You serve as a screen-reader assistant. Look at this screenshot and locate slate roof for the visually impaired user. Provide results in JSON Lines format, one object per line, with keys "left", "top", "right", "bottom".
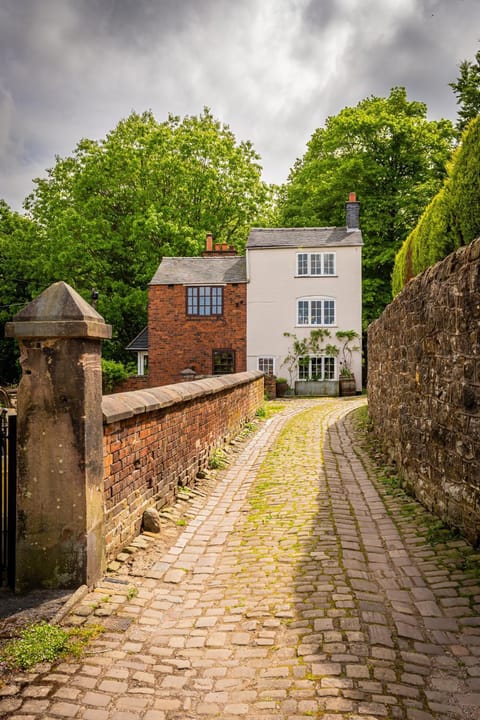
{"left": 126, "top": 326, "right": 148, "bottom": 351}
{"left": 150, "top": 256, "right": 247, "bottom": 285}
{"left": 247, "top": 227, "right": 363, "bottom": 249}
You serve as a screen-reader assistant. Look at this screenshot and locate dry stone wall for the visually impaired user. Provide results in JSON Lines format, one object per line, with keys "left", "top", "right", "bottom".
{"left": 368, "top": 237, "right": 480, "bottom": 545}
{"left": 102, "top": 372, "right": 263, "bottom": 559}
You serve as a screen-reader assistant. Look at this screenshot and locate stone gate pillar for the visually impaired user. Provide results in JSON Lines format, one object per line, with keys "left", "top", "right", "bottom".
{"left": 6, "top": 281, "right": 112, "bottom": 592}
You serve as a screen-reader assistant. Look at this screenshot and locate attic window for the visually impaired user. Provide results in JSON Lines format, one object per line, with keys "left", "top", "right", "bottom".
{"left": 297, "top": 252, "right": 336, "bottom": 276}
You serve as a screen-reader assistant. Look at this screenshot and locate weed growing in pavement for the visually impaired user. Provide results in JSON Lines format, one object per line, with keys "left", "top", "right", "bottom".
{"left": 459, "top": 553, "right": 480, "bottom": 579}
{"left": 0, "top": 622, "right": 104, "bottom": 671}
{"left": 255, "top": 401, "right": 287, "bottom": 419}
{"left": 422, "top": 517, "right": 460, "bottom": 545}
{"left": 126, "top": 586, "right": 138, "bottom": 600}
{"left": 208, "top": 448, "right": 228, "bottom": 469}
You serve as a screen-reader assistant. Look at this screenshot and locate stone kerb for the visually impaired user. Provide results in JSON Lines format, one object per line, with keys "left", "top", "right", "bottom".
{"left": 6, "top": 281, "right": 112, "bottom": 592}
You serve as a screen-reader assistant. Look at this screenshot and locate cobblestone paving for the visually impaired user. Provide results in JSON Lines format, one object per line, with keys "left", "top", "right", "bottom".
{"left": 1, "top": 398, "right": 480, "bottom": 720}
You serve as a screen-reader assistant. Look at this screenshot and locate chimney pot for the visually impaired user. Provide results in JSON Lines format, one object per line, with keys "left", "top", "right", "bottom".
{"left": 205, "top": 233, "right": 213, "bottom": 252}
{"left": 349, "top": 192, "right": 356, "bottom": 202}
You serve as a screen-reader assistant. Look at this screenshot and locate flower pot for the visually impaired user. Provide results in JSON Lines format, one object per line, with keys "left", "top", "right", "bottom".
{"left": 339, "top": 377, "right": 356, "bottom": 396}
{"left": 275, "top": 381, "right": 288, "bottom": 398}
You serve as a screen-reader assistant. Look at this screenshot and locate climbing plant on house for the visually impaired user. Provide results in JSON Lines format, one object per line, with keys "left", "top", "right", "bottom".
{"left": 281, "top": 329, "right": 339, "bottom": 386}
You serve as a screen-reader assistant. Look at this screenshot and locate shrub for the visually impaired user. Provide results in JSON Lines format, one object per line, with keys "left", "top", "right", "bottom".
{"left": 392, "top": 116, "right": 480, "bottom": 295}
{"left": 101, "top": 358, "right": 135, "bottom": 393}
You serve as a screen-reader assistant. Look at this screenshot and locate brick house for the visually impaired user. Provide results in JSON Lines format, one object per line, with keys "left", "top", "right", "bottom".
{"left": 143, "top": 236, "right": 247, "bottom": 387}
{"left": 127, "top": 196, "right": 362, "bottom": 392}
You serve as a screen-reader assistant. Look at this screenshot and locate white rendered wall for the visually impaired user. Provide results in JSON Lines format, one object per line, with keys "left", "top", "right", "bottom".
{"left": 246, "top": 245, "right": 363, "bottom": 390}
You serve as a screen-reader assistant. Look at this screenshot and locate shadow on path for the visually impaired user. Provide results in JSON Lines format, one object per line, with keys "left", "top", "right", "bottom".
{"left": 291, "top": 405, "right": 480, "bottom": 719}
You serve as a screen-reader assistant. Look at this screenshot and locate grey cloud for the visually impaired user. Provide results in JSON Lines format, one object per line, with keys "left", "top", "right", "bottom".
{"left": 0, "top": 0, "right": 479, "bottom": 210}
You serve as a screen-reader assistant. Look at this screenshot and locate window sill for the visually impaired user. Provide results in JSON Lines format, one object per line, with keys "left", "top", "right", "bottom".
{"left": 295, "top": 324, "right": 338, "bottom": 329}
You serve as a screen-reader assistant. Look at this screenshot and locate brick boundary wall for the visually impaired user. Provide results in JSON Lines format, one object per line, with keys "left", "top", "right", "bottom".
{"left": 102, "top": 371, "right": 264, "bottom": 560}
{"left": 368, "top": 236, "right": 480, "bottom": 545}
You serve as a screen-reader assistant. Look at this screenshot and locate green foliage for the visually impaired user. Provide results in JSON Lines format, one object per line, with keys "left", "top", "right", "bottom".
{"left": 0, "top": 200, "right": 40, "bottom": 383}
{"left": 392, "top": 116, "right": 480, "bottom": 295}
{"left": 282, "top": 329, "right": 336, "bottom": 385}
{"left": 101, "top": 358, "right": 135, "bottom": 393}
{"left": 277, "top": 88, "right": 455, "bottom": 327}
{"left": 2, "top": 108, "right": 268, "bottom": 369}
{"left": 282, "top": 329, "right": 360, "bottom": 383}
{"left": 255, "top": 404, "right": 267, "bottom": 418}
{"left": 422, "top": 517, "right": 460, "bottom": 546}
{"left": 208, "top": 448, "right": 228, "bottom": 469}
{"left": 450, "top": 47, "right": 480, "bottom": 132}
{"left": 0, "top": 622, "right": 103, "bottom": 670}
{"left": 335, "top": 330, "right": 360, "bottom": 377}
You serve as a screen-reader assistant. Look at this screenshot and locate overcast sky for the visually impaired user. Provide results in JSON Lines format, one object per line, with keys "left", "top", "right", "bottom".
{"left": 0, "top": 0, "right": 479, "bottom": 212}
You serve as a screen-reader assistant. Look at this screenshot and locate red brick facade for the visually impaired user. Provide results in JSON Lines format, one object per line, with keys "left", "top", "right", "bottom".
{"left": 147, "top": 281, "right": 247, "bottom": 387}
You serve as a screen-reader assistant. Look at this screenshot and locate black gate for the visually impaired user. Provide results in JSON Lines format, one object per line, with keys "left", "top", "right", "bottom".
{"left": 1, "top": 409, "right": 16, "bottom": 588}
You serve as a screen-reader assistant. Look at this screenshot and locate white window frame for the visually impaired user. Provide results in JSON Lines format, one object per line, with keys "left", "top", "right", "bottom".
{"left": 296, "top": 297, "right": 336, "bottom": 327}
{"left": 296, "top": 252, "right": 336, "bottom": 277}
{"left": 257, "top": 357, "right": 275, "bottom": 375}
{"left": 137, "top": 351, "right": 148, "bottom": 376}
{"left": 298, "top": 355, "right": 336, "bottom": 381}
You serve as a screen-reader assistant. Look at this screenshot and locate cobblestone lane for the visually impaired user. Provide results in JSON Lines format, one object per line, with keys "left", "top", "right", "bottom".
{"left": 1, "top": 398, "right": 479, "bottom": 720}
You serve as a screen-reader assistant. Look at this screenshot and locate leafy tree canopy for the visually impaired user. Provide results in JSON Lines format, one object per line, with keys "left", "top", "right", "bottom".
{"left": 18, "top": 108, "right": 268, "bottom": 362}
{"left": 450, "top": 47, "right": 480, "bottom": 132}
{"left": 0, "top": 200, "right": 39, "bottom": 382}
{"left": 276, "top": 87, "right": 455, "bottom": 327}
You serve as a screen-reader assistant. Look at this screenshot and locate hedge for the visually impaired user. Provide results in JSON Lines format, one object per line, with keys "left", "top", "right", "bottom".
{"left": 392, "top": 116, "right": 480, "bottom": 296}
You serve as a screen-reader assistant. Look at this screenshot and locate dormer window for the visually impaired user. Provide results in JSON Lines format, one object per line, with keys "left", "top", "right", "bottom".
{"left": 296, "top": 252, "right": 336, "bottom": 276}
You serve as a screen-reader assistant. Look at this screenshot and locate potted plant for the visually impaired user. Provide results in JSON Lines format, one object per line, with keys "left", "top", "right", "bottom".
{"left": 275, "top": 377, "right": 289, "bottom": 397}
{"left": 336, "top": 330, "right": 360, "bottom": 396}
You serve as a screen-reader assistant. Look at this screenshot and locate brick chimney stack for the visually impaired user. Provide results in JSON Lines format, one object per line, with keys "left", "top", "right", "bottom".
{"left": 202, "top": 233, "right": 237, "bottom": 257}
{"left": 346, "top": 192, "right": 360, "bottom": 231}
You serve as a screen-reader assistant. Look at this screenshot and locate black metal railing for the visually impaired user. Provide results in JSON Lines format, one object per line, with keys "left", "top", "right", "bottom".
{"left": 1, "top": 409, "right": 16, "bottom": 588}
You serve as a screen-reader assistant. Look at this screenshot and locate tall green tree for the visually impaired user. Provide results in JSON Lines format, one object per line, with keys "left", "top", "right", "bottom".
{"left": 0, "top": 200, "right": 39, "bottom": 382}
{"left": 24, "top": 108, "right": 268, "bottom": 360}
{"left": 450, "top": 47, "right": 480, "bottom": 132}
{"left": 277, "top": 88, "right": 455, "bottom": 326}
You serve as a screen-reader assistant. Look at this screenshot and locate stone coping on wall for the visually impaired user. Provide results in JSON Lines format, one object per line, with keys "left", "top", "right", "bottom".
{"left": 102, "top": 371, "right": 264, "bottom": 424}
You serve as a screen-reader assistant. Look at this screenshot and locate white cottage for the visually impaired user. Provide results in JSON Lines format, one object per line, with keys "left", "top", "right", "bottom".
{"left": 246, "top": 194, "right": 363, "bottom": 394}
